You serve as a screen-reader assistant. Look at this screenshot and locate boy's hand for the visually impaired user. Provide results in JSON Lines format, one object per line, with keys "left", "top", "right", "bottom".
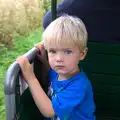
{"left": 35, "top": 42, "right": 50, "bottom": 70}
{"left": 16, "top": 56, "right": 36, "bottom": 82}
{"left": 35, "top": 42, "right": 47, "bottom": 60}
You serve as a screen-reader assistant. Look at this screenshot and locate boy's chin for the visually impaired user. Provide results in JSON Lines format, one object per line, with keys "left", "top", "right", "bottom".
{"left": 55, "top": 70, "right": 68, "bottom": 75}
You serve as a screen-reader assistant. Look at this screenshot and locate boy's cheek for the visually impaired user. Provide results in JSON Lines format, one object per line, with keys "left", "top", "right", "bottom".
{"left": 48, "top": 58, "right": 54, "bottom": 67}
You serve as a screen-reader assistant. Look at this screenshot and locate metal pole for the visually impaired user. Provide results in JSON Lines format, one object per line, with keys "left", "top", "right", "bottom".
{"left": 51, "top": 0, "right": 57, "bottom": 20}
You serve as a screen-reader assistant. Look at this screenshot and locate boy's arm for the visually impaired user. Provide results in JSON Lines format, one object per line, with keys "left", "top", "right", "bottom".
{"left": 27, "top": 76, "right": 55, "bottom": 117}
{"left": 16, "top": 56, "right": 55, "bottom": 117}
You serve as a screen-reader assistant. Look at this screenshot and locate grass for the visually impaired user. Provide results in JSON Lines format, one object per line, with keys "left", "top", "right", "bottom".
{"left": 0, "top": 27, "right": 43, "bottom": 120}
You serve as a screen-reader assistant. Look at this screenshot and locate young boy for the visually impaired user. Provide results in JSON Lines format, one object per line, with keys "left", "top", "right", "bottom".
{"left": 17, "top": 15, "right": 96, "bottom": 120}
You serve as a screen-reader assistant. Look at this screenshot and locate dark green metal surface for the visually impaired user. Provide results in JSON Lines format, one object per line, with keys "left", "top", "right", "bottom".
{"left": 80, "top": 42, "right": 120, "bottom": 119}
{"left": 51, "top": 0, "right": 57, "bottom": 20}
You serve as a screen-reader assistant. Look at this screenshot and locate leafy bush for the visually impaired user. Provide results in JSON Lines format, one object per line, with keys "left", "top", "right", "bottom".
{"left": 41, "top": 0, "right": 61, "bottom": 14}
{"left": 0, "top": 0, "right": 43, "bottom": 48}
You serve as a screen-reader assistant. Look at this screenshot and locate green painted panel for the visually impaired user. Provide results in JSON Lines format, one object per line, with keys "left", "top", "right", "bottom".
{"left": 79, "top": 42, "right": 120, "bottom": 119}
{"left": 85, "top": 53, "right": 120, "bottom": 63}
{"left": 95, "top": 94, "right": 120, "bottom": 114}
{"left": 88, "top": 42, "right": 120, "bottom": 55}
{"left": 86, "top": 73, "right": 120, "bottom": 86}
{"left": 19, "top": 88, "right": 45, "bottom": 120}
{"left": 93, "top": 84, "right": 120, "bottom": 94}
{"left": 94, "top": 94, "right": 120, "bottom": 119}
{"left": 80, "top": 62, "right": 120, "bottom": 75}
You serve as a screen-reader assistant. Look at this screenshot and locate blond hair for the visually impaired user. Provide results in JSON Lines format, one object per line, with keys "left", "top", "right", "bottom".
{"left": 42, "top": 15, "right": 88, "bottom": 51}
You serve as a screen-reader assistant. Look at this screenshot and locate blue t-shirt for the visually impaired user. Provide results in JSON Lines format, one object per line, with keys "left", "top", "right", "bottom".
{"left": 47, "top": 69, "right": 96, "bottom": 120}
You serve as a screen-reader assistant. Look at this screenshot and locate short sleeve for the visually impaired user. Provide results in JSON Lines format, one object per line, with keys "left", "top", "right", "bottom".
{"left": 52, "top": 82, "right": 86, "bottom": 119}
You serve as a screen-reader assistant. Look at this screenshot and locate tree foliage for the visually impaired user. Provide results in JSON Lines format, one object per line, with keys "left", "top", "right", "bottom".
{"left": 0, "top": 0, "right": 43, "bottom": 48}
{"left": 41, "top": 0, "right": 61, "bottom": 13}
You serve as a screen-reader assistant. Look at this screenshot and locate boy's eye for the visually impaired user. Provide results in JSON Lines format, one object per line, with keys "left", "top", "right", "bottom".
{"left": 64, "top": 50, "right": 72, "bottom": 54}
{"left": 49, "top": 50, "right": 56, "bottom": 54}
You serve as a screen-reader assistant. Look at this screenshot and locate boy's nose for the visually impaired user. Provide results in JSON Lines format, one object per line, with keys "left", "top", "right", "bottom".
{"left": 56, "top": 53, "right": 63, "bottom": 62}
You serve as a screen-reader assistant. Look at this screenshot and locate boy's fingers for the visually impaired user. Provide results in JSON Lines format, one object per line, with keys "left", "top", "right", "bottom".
{"left": 16, "top": 56, "right": 26, "bottom": 62}
{"left": 35, "top": 43, "right": 47, "bottom": 58}
{"left": 34, "top": 41, "right": 44, "bottom": 49}
{"left": 16, "top": 56, "right": 28, "bottom": 65}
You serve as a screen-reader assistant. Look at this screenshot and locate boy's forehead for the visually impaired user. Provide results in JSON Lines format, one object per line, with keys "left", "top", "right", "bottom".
{"left": 47, "top": 43, "right": 75, "bottom": 49}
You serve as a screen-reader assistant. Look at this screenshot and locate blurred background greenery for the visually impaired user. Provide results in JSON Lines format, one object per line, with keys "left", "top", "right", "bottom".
{"left": 0, "top": 0, "right": 61, "bottom": 120}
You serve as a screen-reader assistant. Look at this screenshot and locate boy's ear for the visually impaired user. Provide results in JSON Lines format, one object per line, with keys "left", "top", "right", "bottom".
{"left": 79, "top": 47, "right": 88, "bottom": 60}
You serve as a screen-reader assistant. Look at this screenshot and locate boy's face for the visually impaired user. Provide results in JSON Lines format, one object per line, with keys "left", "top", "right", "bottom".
{"left": 47, "top": 45, "right": 87, "bottom": 79}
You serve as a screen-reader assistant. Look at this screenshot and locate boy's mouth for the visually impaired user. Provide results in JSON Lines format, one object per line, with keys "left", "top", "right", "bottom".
{"left": 55, "top": 65, "right": 65, "bottom": 69}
